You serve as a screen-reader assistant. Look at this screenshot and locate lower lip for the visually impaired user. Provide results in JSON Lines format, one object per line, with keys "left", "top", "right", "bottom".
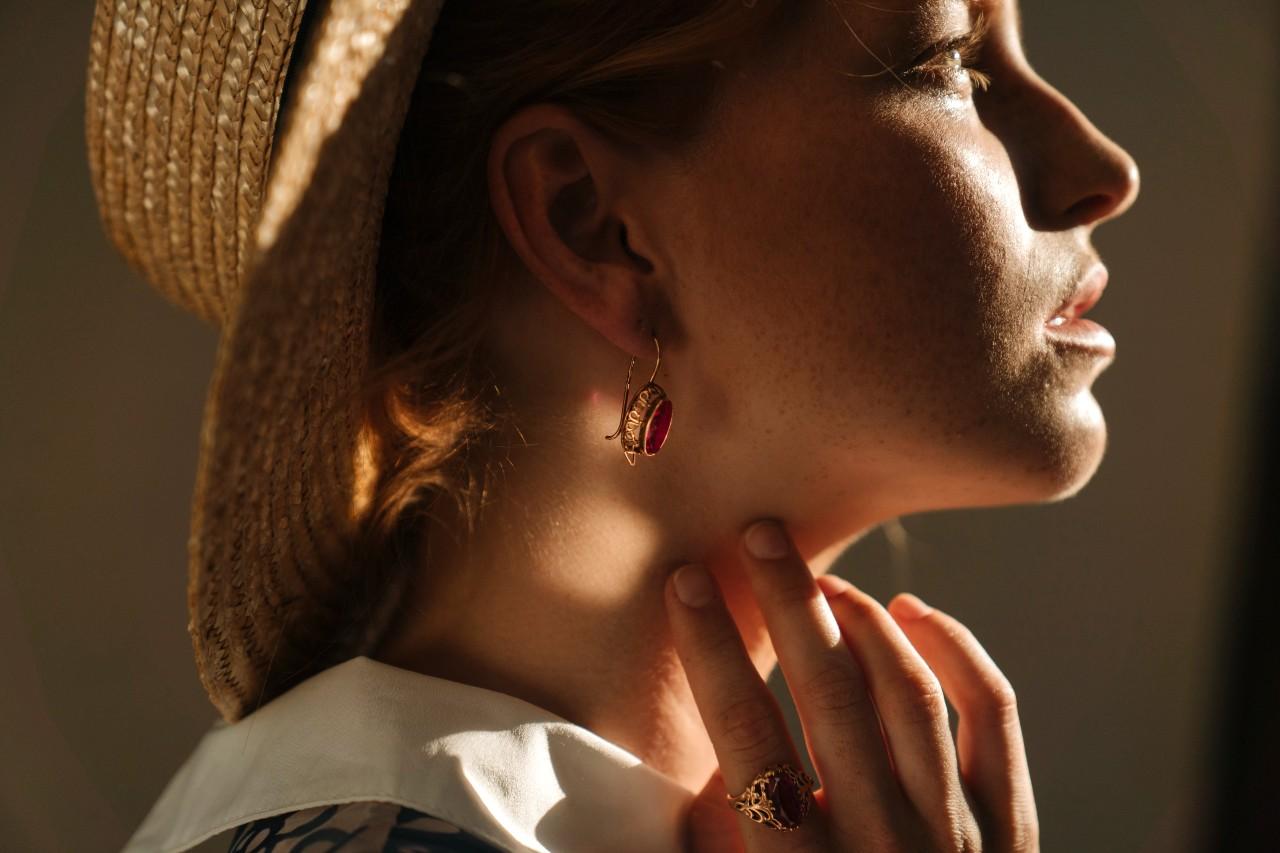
{"left": 1043, "top": 316, "right": 1116, "bottom": 357}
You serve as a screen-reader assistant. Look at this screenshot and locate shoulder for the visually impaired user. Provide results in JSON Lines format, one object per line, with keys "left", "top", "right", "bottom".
{"left": 226, "top": 799, "right": 507, "bottom": 852}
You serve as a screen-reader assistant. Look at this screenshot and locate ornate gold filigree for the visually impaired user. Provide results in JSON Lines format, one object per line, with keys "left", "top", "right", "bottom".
{"left": 727, "top": 763, "right": 816, "bottom": 832}
{"left": 605, "top": 335, "right": 670, "bottom": 465}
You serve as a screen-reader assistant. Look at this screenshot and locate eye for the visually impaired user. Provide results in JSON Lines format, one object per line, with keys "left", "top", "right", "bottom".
{"left": 908, "top": 41, "right": 991, "bottom": 94}
{"left": 904, "top": 15, "right": 993, "bottom": 95}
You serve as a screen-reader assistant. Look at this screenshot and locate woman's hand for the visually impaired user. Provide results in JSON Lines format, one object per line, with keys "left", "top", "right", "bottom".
{"left": 665, "top": 519, "right": 1039, "bottom": 852}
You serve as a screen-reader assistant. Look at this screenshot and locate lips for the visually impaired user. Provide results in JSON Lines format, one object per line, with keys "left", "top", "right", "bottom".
{"left": 1043, "top": 261, "right": 1116, "bottom": 359}
{"left": 1047, "top": 263, "right": 1107, "bottom": 326}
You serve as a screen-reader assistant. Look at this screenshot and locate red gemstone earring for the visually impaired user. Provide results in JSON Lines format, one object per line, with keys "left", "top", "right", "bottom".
{"left": 604, "top": 333, "right": 673, "bottom": 466}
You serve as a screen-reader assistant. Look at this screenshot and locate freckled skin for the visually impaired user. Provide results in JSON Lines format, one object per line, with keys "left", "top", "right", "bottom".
{"left": 376, "top": 0, "right": 1141, "bottom": 797}
{"left": 658, "top": 0, "right": 1140, "bottom": 528}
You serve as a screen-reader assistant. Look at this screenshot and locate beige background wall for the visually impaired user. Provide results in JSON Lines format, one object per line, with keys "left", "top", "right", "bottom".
{"left": 1, "top": 1, "right": 1275, "bottom": 850}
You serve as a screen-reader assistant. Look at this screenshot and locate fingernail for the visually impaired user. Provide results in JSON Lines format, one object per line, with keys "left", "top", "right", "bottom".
{"left": 744, "top": 519, "right": 790, "bottom": 560}
{"left": 673, "top": 564, "right": 716, "bottom": 608}
{"left": 893, "top": 593, "right": 933, "bottom": 620}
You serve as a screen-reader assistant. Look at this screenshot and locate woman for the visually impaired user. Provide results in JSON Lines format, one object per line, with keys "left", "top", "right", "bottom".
{"left": 90, "top": 0, "right": 1138, "bottom": 850}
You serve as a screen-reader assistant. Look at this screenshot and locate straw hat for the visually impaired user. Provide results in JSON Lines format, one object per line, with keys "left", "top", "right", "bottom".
{"left": 86, "top": 0, "right": 447, "bottom": 722}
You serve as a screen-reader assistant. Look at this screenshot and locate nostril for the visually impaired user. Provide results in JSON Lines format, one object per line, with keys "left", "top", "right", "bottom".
{"left": 1064, "top": 193, "right": 1116, "bottom": 225}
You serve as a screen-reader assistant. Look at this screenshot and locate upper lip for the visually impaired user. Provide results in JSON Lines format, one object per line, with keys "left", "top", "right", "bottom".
{"left": 1049, "top": 262, "right": 1108, "bottom": 322}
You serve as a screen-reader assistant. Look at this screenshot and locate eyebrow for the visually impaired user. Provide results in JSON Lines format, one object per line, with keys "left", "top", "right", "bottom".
{"left": 834, "top": 0, "right": 979, "bottom": 64}
{"left": 830, "top": 0, "right": 1019, "bottom": 89}
{"left": 928, "top": 0, "right": 1022, "bottom": 41}
{"left": 854, "top": 0, "right": 1005, "bottom": 29}
{"left": 853, "top": 0, "right": 1021, "bottom": 51}
{"left": 915, "top": 0, "right": 986, "bottom": 33}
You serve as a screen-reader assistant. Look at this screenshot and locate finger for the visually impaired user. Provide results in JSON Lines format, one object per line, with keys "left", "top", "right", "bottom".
{"left": 739, "top": 520, "right": 905, "bottom": 843}
{"left": 887, "top": 594, "right": 1040, "bottom": 853}
{"left": 665, "top": 563, "right": 827, "bottom": 851}
{"left": 684, "top": 770, "right": 745, "bottom": 853}
{"left": 815, "top": 575, "right": 979, "bottom": 850}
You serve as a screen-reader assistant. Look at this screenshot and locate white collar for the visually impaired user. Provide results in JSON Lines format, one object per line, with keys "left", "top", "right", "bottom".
{"left": 123, "top": 656, "right": 695, "bottom": 852}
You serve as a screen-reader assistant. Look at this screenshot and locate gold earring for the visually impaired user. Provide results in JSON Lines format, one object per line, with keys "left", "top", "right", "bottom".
{"left": 605, "top": 333, "right": 672, "bottom": 466}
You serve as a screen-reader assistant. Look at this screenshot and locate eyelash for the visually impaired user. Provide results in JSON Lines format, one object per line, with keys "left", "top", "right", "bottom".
{"left": 904, "top": 14, "right": 993, "bottom": 94}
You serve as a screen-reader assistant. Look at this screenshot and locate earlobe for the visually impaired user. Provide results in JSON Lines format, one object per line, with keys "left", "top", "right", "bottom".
{"left": 485, "top": 103, "right": 665, "bottom": 360}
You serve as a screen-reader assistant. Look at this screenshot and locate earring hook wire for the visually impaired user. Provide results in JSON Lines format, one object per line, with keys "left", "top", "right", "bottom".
{"left": 604, "top": 333, "right": 661, "bottom": 442}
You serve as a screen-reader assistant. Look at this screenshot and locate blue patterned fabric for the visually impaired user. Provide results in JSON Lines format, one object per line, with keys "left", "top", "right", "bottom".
{"left": 226, "top": 800, "right": 507, "bottom": 852}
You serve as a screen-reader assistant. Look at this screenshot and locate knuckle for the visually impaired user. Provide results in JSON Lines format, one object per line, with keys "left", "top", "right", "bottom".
{"left": 715, "top": 694, "right": 784, "bottom": 762}
{"left": 939, "top": 788, "right": 984, "bottom": 853}
{"left": 1006, "top": 815, "right": 1041, "bottom": 853}
{"left": 937, "top": 615, "right": 1022, "bottom": 728}
{"left": 897, "top": 667, "right": 948, "bottom": 724}
{"left": 798, "top": 660, "right": 872, "bottom": 716}
{"left": 953, "top": 814, "right": 984, "bottom": 853}
{"left": 979, "top": 676, "right": 1019, "bottom": 726}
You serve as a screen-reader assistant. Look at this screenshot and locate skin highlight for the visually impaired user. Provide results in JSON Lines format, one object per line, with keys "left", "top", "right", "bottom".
{"left": 372, "top": 0, "right": 1139, "bottom": 802}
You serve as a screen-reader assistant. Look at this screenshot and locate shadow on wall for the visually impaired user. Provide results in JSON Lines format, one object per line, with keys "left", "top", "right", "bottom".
{"left": 1200, "top": 161, "right": 1280, "bottom": 850}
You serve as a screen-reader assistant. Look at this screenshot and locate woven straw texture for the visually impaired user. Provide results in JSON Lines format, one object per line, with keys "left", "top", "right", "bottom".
{"left": 86, "top": 0, "right": 446, "bottom": 722}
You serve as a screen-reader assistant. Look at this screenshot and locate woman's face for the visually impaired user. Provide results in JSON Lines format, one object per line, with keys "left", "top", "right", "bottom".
{"left": 654, "top": 0, "right": 1140, "bottom": 523}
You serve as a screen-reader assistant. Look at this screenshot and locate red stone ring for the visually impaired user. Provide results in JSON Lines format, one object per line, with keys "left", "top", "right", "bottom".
{"left": 727, "top": 763, "right": 816, "bottom": 832}
{"left": 604, "top": 335, "right": 673, "bottom": 466}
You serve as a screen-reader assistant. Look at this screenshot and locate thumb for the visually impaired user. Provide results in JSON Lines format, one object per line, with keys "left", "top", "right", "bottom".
{"left": 683, "top": 768, "right": 745, "bottom": 853}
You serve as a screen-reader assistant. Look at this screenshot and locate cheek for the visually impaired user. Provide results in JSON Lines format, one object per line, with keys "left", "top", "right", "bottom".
{"left": 674, "top": 85, "right": 1096, "bottom": 506}
{"left": 691, "top": 112, "right": 1030, "bottom": 437}
{"left": 847, "top": 116, "right": 1034, "bottom": 373}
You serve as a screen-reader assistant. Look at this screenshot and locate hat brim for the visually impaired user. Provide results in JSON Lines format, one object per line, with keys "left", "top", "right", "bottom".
{"left": 193, "top": 0, "right": 447, "bottom": 722}
{"left": 88, "top": 0, "right": 447, "bottom": 722}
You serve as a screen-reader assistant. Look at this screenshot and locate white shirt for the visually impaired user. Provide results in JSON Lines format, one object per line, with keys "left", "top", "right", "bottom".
{"left": 123, "top": 656, "right": 695, "bottom": 852}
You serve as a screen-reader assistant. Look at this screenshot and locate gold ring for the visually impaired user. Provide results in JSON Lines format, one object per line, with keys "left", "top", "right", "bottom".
{"left": 726, "top": 762, "right": 816, "bottom": 832}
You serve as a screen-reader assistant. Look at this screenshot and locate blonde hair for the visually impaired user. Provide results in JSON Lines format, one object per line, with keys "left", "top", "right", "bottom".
{"left": 314, "top": 0, "right": 800, "bottom": 671}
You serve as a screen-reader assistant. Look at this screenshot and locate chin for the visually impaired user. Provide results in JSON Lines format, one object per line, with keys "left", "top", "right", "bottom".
{"left": 1022, "top": 395, "right": 1110, "bottom": 503}
{"left": 937, "top": 390, "right": 1110, "bottom": 511}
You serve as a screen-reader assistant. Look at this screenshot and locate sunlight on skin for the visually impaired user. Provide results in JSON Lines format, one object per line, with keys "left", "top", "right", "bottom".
{"left": 374, "top": 0, "right": 1138, "bottom": 800}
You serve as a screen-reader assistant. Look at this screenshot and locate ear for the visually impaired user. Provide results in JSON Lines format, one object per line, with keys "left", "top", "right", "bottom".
{"left": 486, "top": 103, "right": 664, "bottom": 360}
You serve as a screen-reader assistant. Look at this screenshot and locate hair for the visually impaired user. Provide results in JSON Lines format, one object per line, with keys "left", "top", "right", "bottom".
{"left": 293, "top": 0, "right": 806, "bottom": 673}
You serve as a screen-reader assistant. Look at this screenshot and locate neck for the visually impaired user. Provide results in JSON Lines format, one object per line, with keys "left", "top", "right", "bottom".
{"left": 371, "top": 293, "right": 880, "bottom": 794}
{"left": 371, "top": 422, "right": 875, "bottom": 794}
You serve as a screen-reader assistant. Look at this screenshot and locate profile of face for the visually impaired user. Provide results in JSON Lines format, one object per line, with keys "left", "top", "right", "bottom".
{"left": 485, "top": 0, "right": 1140, "bottom": 547}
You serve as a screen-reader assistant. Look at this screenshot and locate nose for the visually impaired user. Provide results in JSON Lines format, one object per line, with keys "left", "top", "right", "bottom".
{"left": 990, "top": 71, "right": 1141, "bottom": 232}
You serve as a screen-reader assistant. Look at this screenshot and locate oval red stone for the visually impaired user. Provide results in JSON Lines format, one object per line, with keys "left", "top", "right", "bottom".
{"left": 764, "top": 772, "right": 807, "bottom": 829}
{"left": 643, "top": 398, "right": 672, "bottom": 455}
